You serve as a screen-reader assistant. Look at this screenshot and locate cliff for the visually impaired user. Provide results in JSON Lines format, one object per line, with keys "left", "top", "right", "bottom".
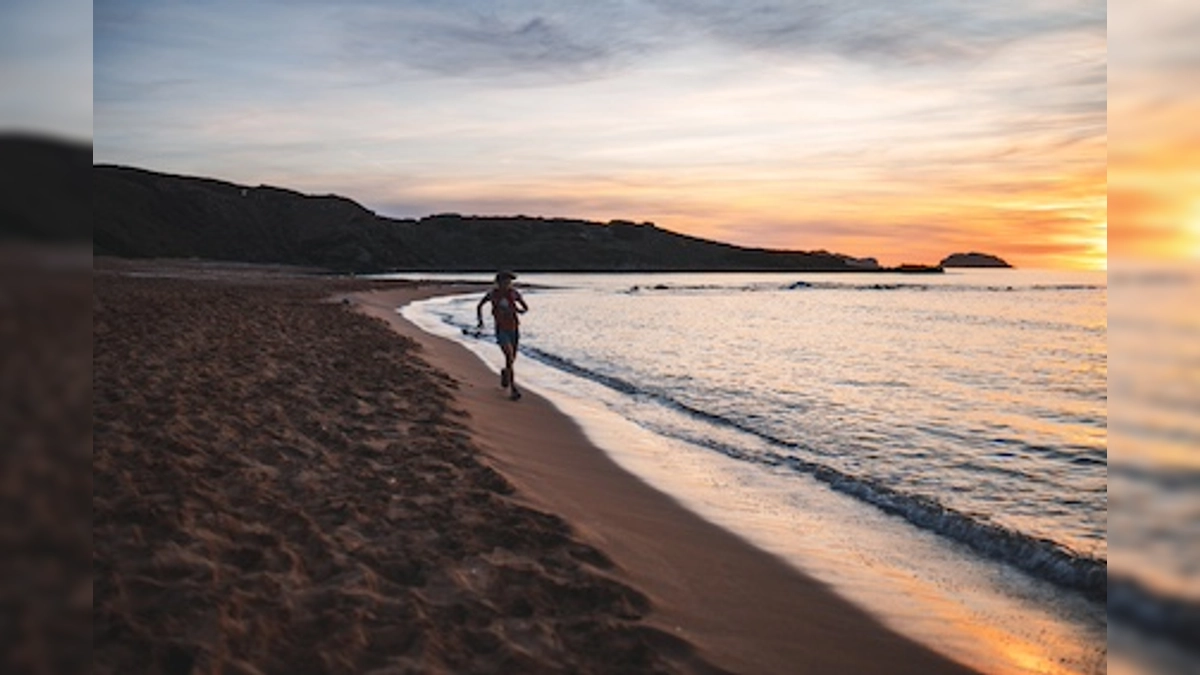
{"left": 0, "top": 134, "right": 92, "bottom": 243}
{"left": 94, "top": 164, "right": 891, "bottom": 274}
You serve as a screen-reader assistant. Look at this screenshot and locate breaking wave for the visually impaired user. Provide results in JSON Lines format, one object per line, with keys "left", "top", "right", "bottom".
{"left": 514, "top": 345, "right": 1108, "bottom": 603}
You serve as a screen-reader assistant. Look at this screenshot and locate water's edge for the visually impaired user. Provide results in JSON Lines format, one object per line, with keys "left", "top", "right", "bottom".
{"left": 400, "top": 291, "right": 1110, "bottom": 675}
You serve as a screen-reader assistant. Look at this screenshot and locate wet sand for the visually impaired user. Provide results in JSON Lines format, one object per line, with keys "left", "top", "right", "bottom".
{"left": 93, "top": 260, "right": 977, "bottom": 674}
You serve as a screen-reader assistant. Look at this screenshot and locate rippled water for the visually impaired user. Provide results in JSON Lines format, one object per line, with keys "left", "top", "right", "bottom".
{"left": 1108, "top": 266, "right": 1200, "bottom": 675}
{"left": 398, "top": 269, "right": 1119, "bottom": 673}
{"left": 526, "top": 271, "right": 1107, "bottom": 561}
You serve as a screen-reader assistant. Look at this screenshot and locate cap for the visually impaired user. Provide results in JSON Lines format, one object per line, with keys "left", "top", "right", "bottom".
{"left": 495, "top": 270, "right": 517, "bottom": 282}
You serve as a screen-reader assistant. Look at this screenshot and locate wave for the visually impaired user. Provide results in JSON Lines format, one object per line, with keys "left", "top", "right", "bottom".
{"left": 1109, "top": 574, "right": 1200, "bottom": 654}
{"left": 428, "top": 302, "right": 1198, "bottom": 652}
{"left": 514, "top": 344, "right": 1108, "bottom": 603}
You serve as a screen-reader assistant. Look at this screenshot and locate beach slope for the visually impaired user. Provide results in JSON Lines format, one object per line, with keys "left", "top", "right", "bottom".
{"left": 355, "top": 287, "right": 979, "bottom": 675}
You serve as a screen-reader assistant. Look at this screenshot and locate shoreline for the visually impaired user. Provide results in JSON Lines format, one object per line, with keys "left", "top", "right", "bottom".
{"left": 353, "top": 286, "right": 979, "bottom": 674}
{"left": 397, "top": 282, "right": 1109, "bottom": 675}
{"left": 92, "top": 258, "right": 978, "bottom": 673}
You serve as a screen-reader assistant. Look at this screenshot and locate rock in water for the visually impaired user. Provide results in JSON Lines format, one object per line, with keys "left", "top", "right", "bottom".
{"left": 939, "top": 252, "right": 1012, "bottom": 268}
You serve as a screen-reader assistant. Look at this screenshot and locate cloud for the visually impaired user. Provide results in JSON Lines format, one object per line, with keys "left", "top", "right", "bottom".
{"left": 334, "top": 2, "right": 661, "bottom": 82}
{"left": 365, "top": 16, "right": 605, "bottom": 74}
{"left": 648, "top": 0, "right": 1104, "bottom": 66}
{"left": 328, "top": 0, "right": 1106, "bottom": 82}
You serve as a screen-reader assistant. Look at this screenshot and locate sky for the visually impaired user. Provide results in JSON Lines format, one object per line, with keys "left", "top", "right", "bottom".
{"left": 0, "top": 0, "right": 92, "bottom": 139}
{"left": 88, "top": 0, "right": 1113, "bottom": 269}
{"left": 1108, "top": 0, "right": 1200, "bottom": 265}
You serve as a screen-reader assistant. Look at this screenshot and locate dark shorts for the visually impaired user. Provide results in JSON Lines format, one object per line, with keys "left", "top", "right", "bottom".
{"left": 496, "top": 329, "right": 519, "bottom": 347}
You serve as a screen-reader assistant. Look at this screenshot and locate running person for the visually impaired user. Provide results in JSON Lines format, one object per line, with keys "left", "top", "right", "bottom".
{"left": 477, "top": 271, "right": 528, "bottom": 400}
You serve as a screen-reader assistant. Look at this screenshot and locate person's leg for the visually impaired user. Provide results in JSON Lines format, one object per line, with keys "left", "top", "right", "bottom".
{"left": 505, "top": 339, "right": 521, "bottom": 400}
{"left": 495, "top": 331, "right": 521, "bottom": 399}
{"left": 501, "top": 343, "right": 516, "bottom": 380}
{"left": 497, "top": 332, "right": 514, "bottom": 386}
{"left": 496, "top": 341, "right": 516, "bottom": 389}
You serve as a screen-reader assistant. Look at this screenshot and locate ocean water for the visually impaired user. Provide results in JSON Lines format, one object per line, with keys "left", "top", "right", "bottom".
{"left": 392, "top": 269, "right": 1141, "bottom": 674}
{"left": 1108, "top": 266, "right": 1200, "bottom": 675}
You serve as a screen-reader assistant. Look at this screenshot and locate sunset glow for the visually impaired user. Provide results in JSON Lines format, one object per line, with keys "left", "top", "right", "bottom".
{"left": 1108, "top": 0, "right": 1200, "bottom": 268}
{"left": 94, "top": 1, "right": 1107, "bottom": 269}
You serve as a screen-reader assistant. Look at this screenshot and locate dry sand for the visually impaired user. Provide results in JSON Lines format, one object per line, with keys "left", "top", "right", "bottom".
{"left": 2, "top": 248, "right": 92, "bottom": 675}
{"left": 93, "top": 263, "right": 723, "bottom": 675}
{"left": 93, "top": 260, "right": 978, "bottom": 674}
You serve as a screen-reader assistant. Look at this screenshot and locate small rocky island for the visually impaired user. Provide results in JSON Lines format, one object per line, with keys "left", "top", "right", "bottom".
{"left": 939, "top": 252, "right": 1012, "bottom": 268}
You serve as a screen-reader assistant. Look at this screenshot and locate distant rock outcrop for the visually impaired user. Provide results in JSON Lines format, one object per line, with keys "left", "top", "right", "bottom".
{"left": 939, "top": 252, "right": 1012, "bottom": 268}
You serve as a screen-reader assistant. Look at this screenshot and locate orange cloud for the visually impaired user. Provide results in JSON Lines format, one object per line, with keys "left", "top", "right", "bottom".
{"left": 1109, "top": 63, "right": 1200, "bottom": 263}
{"left": 1109, "top": 144, "right": 1200, "bottom": 261}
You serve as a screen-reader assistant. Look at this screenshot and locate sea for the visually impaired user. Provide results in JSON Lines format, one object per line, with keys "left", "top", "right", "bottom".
{"left": 384, "top": 268, "right": 1197, "bottom": 675}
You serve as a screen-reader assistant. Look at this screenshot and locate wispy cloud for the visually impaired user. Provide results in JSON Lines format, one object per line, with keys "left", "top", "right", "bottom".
{"left": 336, "top": 5, "right": 649, "bottom": 82}
{"left": 650, "top": 0, "right": 1103, "bottom": 65}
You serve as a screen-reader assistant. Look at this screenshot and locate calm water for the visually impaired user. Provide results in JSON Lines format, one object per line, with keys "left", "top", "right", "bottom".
{"left": 397, "top": 269, "right": 1126, "bottom": 674}
{"left": 1108, "top": 266, "right": 1200, "bottom": 675}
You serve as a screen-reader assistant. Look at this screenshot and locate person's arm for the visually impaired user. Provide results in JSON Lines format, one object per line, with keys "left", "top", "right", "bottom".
{"left": 515, "top": 290, "right": 529, "bottom": 314}
{"left": 476, "top": 292, "right": 490, "bottom": 327}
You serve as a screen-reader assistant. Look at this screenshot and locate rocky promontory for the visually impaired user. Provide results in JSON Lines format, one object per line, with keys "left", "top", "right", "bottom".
{"left": 93, "top": 164, "right": 933, "bottom": 274}
{"left": 939, "top": 252, "right": 1012, "bottom": 268}
{"left": 87, "top": 160, "right": 1018, "bottom": 275}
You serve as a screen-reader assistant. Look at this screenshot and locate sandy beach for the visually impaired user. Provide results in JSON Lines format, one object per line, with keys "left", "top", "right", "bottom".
{"left": 94, "top": 260, "right": 977, "bottom": 674}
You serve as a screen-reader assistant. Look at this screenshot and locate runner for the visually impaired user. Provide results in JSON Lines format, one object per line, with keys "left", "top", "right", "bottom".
{"left": 476, "top": 271, "right": 528, "bottom": 400}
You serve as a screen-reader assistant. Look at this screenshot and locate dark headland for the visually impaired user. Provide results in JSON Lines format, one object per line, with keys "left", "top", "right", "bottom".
{"left": 93, "top": 162, "right": 977, "bottom": 275}
{"left": 939, "top": 252, "right": 1012, "bottom": 268}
